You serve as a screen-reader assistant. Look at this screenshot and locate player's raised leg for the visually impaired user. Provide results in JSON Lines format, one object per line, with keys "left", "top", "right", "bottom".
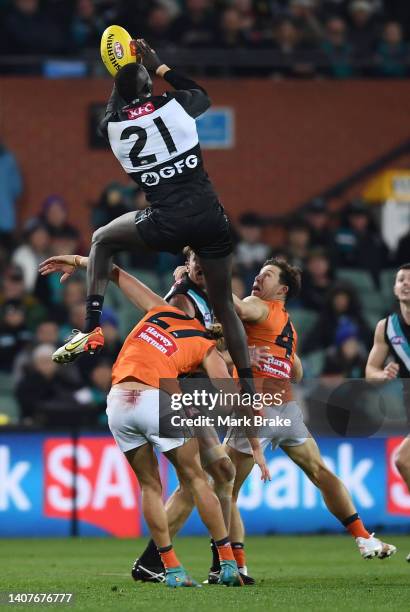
{"left": 52, "top": 212, "right": 148, "bottom": 363}
{"left": 125, "top": 442, "right": 197, "bottom": 588}
{"left": 283, "top": 438, "right": 397, "bottom": 559}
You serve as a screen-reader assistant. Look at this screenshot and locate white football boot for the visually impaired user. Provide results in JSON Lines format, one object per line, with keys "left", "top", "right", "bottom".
{"left": 356, "top": 534, "right": 397, "bottom": 559}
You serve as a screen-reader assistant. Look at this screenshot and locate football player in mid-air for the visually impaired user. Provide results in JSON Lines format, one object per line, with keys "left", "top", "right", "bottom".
{"left": 366, "top": 263, "right": 410, "bottom": 560}
{"left": 52, "top": 39, "right": 255, "bottom": 397}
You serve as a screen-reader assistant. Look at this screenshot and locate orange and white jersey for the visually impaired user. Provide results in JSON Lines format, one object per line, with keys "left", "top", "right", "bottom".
{"left": 111, "top": 305, "right": 215, "bottom": 388}
{"left": 245, "top": 299, "right": 297, "bottom": 381}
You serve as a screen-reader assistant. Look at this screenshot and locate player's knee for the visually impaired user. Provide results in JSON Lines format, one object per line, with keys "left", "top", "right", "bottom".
{"left": 212, "top": 457, "right": 236, "bottom": 486}
{"left": 91, "top": 225, "right": 109, "bottom": 247}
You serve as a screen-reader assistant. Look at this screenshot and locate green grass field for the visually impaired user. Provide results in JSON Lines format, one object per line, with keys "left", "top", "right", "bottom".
{"left": 1, "top": 536, "right": 410, "bottom": 611}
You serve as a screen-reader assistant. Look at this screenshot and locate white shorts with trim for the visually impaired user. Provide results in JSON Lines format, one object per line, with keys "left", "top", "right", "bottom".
{"left": 106, "top": 387, "right": 186, "bottom": 454}
{"left": 225, "top": 401, "right": 308, "bottom": 455}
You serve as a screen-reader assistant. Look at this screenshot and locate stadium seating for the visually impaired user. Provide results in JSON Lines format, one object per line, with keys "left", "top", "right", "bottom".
{"left": 0, "top": 372, "right": 19, "bottom": 423}
{"left": 288, "top": 309, "right": 318, "bottom": 348}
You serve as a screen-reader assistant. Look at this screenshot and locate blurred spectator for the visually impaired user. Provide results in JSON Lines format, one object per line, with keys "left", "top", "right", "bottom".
{"left": 0, "top": 141, "right": 23, "bottom": 249}
{"left": 170, "top": 0, "right": 217, "bottom": 48}
{"left": 0, "top": 264, "right": 46, "bottom": 330}
{"left": 53, "top": 278, "right": 86, "bottom": 325}
{"left": 322, "top": 320, "right": 368, "bottom": 378}
{"left": 302, "top": 199, "right": 333, "bottom": 249}
{"left": 288, "top": 0, "right": 323, "bottom": 45}
{"left": 348, "top": 0, "right": 379, "bottom": 61}
{"left": 91, "top": 182, "right": 130, "bottom": 230}
{"left": 12, "top": 219, "right": 50, "bottom": 291}
{"left": 321, "top": 16, "right": 354, "bottom": 78}
{"left": 71, "top": 0, "right": 107, "bottom": 50}
{"left": 234, "top": 213, "right": 271, "bottom": 292}
{"left": 232, "top": 274, "right": 246, "bottom": 299}
{"left": 284, "top": 221, "right": 311, "bottom": 267}
{"left": 303, "top": 282, "right": 372, "bottom": 353}
{"left": 268, "top": 18, "right": 317, "bottom": 77}
{"left": 375, "top": 21, "right": 409, "bottom": 77}
{"left": 300, "top": 249, "right": 334, "bottom": 311}
{"left": 2, "top": 0, "right": 67, "bottom": 55}
{"left": 218, "top": 7, "right": 249, "bottom": 48}
{"left": 332, "top": 200, "right": 389, "bottom": 283}
{"left": 40, "top": 195, "right": 78, "bottom": 238}
{"left": 396, "top": 231, "right": 410, "bottom": 266}
{"left": 16, "top": 343, "right": 97, "bottom": 426}
{"left": 0, "top": 301, "right": 32, "bottom": 373}
{"left": 13, "top": 320, "right": 60, "bottom": 382}
{"left": 143, "top": 3, "right": 175, "bottom": 48}
{"left": 87, "top": 360, "right": 112, "bottom": 414}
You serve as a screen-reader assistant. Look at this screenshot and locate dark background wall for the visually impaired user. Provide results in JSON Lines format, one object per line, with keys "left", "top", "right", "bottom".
{"left": 1, "top": 78, "right": 409, "bottom": 238}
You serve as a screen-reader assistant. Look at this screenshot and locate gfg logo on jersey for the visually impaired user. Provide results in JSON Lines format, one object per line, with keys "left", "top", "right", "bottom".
{"left": 140, "top": 154, "right": 199, "bottom": 186}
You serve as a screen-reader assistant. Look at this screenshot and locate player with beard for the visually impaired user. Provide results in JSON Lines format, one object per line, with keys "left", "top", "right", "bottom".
{"left": 366, "top": 263, "right": 410, "bottom": 560}
{"left": 225, "top": 258, "right": 396, "bottom": 576}
{"left": 51, "top": 39, "right": 255, "bottom": 400}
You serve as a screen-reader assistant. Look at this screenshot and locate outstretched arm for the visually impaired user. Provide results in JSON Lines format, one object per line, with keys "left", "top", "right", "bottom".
{"left": 39, "top": 255, "right": 166, "bottom": 313}
{"left": 233, "top": 295, "right": 269, "bottom": 323}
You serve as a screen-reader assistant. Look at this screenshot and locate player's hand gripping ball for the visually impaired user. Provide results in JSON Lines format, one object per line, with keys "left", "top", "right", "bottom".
{"left": 100, "top": 25, "right": 138, "bottom": 77}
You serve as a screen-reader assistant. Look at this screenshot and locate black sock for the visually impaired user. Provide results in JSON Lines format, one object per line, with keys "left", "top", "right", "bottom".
{"left": 84, "top": 294, "right": 104, "bottom": 332}
{"left": 139, "top": 538, "right": 162, "bottom": 567}
{"left": 210, "top": 539, "right": 220, "bottom": 572}
{"left": 341, "top": 512, "right": 359, "bottom": 527}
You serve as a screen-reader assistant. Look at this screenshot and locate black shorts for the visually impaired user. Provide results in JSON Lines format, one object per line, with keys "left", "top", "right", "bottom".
{"left": 134, "top": 199, "right": 233, "bottom": 258}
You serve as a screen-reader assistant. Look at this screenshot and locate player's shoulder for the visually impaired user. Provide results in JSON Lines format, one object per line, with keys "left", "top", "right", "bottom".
{"left": 375, "top": 317, "right": 388, "bottom": 340}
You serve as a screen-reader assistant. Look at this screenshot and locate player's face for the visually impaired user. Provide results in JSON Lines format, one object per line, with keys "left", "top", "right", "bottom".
{"left": 186, "top": 253, "right": 205, "bottom": 288}
{"left": 252, "top": 265, "right": 287, "bottom": 300}
{"left": 394, "top": 269, "right": 410, "bottom": 303}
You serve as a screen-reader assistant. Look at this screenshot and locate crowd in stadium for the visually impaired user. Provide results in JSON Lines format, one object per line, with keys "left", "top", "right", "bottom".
{"left": 0, "top": 140, "right": 408, "bottom": 427}
{"left": 0, "top": 0, "right": 409, "bottom": 77}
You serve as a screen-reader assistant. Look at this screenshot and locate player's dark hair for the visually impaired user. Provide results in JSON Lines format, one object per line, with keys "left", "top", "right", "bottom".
{"left": 115, "top": 63, "right": 152, "bottom": 103}
{"left": 397, "top": 263, "right": 410, "bottom": 274}
{"left": 263, "top": 257, "right": 301, "bottom": 301}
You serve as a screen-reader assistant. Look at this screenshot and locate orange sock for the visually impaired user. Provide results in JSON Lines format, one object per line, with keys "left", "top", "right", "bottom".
{"left": 216, "top": 537, "right": 235, "bottom": 562}
{"left": 158, "top": 545, "right": 180, "bottom": 569}
{"left": 232, "top": 543, "right": 246, "bottom": 568}
{"left": 344, "top": 516, "right": 370, "bottom": 539}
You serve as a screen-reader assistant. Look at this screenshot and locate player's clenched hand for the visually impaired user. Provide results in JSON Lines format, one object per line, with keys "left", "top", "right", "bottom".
{"left": 383, "top": 362, "right": 399, "bottom": 380}
{"left": 173, "top": 265, "right": 186, "bottom": 282}
{"left": 134, "top": 39, "right": 162, "bottom": 73}
{"left": 38, "top": 255, "right": 85, "bottom": 284}
{"left": 249, "top": 345, "right": 270, "bottom": 371}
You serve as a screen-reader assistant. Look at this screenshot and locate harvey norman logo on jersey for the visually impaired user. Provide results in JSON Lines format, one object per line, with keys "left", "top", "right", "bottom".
{"left": 140, "top": 154, "right": 199, "bottom": 186}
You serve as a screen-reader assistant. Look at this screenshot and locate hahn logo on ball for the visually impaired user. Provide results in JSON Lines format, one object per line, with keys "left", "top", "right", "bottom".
{"left": 114, "top": 41, "right": 124, "bottom": 59}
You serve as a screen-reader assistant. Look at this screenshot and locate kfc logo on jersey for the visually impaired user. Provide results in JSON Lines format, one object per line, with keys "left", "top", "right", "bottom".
{"left": 114, "top": 41, "right": 124, "bottom": 59}
{"left": 135, "top": 324, "right": 178, "bottom": 356}
{"left": 126, "top": 102, "right": 155, "bottom": 120}
{"left": 140, "top": 155, "right": 199, "bottom": 186}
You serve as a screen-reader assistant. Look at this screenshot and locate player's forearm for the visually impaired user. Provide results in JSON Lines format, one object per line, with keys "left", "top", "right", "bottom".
{"left": 365, "top": 364, "right": 386, "bottom": 380}
{"left": 110, "top": 265, "right": 166, "bottom": 312}
{"left": 161, "top": 67, "right": 208, "bottom": 95}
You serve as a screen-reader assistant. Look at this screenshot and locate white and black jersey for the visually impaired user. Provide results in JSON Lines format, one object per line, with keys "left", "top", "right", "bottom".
{"left": 165, "top": 273, "right": 214, "bottom": 330}
{"left": 385, "top": 312, "right": 410, "bottom": 379}
{"left": 100, "top": 70, "right": 218, "bottom": 217}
